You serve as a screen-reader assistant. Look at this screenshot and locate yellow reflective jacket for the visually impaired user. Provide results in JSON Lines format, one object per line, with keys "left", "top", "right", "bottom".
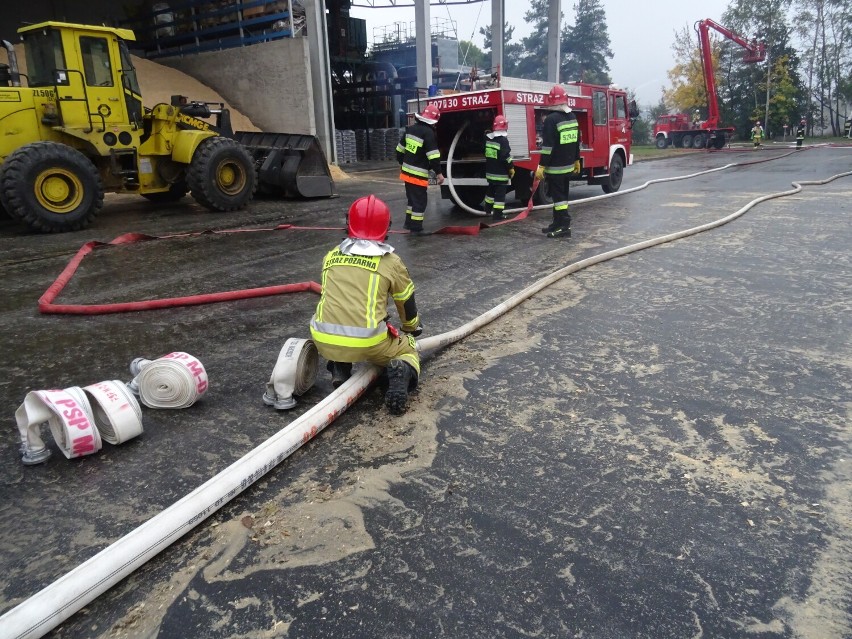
{"left": 310, "top": 247, "right": 419, "bottom": 349}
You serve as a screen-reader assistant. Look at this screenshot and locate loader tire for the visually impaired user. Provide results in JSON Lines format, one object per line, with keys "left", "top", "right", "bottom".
{"left": 0, "top": 142, "right": 103, "bottom": 233}
{"left": 601, "top": 154, "right": 624, "bottom": 194}
{"left": 187, "top": 137, "right": 256, "bottom": 211}
{"left": 142, "top": 181, "right": 188, "bottom": 203}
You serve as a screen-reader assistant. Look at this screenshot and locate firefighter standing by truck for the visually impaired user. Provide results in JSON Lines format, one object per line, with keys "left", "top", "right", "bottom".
{"left": 310, "top": 195, "right": 422, "bottom": 415}
{"left": 396, "top": 104, "right": 445, "bottom": 234}
{"left": 483, "top": 115, "right": 515, "bottom": 220}
{"left": 535, "top": 85, "right": 582, "bottom": 239}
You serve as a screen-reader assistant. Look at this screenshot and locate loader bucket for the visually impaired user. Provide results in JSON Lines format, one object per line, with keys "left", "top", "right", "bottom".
{"left": 234, "top": 132, "right": 336, "bottom": 198}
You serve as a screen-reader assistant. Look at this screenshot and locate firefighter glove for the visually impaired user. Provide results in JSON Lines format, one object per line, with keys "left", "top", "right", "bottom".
{"left": 509, "top": 168, "right": 515, "bottom": 179}
{"left": 572, "top": 160, "right": 581, "bottom": 174}
{"left": 534, "top": 166, "right": 545, "bottom": 181}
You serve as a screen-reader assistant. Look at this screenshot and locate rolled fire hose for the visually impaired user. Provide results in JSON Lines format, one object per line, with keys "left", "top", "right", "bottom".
{"left": 127, "top": 352, "right": 208, "bottom": 409}
{"left": 83, "top": 381, "right": 144, "bottom": 445}
{"left": 15, "top": 387, "right": 102, "bottom": 465}
{"left": 2, "top": 168, "right": 850, "bottom": 639}
{"left": 15, "top": 382, "right": 145, "bottom": 465}
{"left": 263, "top": 338, "right": 319, "bottom": 409}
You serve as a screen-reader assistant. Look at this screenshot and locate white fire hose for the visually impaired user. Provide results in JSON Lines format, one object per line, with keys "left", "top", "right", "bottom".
{"left": 127, "top": 352, "right": 208, "bottom": 409}
{"left": 15, "top": 381, "right": 144, "bottom": 465}
{"left": 444, "top": 123, "right": 797, "bottom": 218}
{"left": 263, "top": 338, "right": 319, "bottom": 409}
{"left": 1, "top": 168, "right": 849, "bottom": 639}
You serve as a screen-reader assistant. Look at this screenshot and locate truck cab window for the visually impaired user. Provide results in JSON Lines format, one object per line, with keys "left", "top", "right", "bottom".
{"left": 22, "top": 29, "right": 66, "bottom": 87}
{"left": 80, "top": 36, "right": 112, "bottom": 87}
{"left": 593, "top": 91, "right": 607, "bottom": 125}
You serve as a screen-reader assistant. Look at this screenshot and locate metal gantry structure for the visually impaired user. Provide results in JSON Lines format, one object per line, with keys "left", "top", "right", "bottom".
{"left": 350, "top": 0, "right": 562, "bottom": 89}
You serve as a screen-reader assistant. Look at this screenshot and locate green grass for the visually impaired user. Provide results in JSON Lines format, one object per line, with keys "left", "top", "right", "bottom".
{"left": 630, "top": 136, "right": 851, "bottom": 162}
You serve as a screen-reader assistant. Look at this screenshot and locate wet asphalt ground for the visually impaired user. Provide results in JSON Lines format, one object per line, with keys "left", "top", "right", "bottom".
{"left": 0, "top": 143, "right": 850, "bottom": 639}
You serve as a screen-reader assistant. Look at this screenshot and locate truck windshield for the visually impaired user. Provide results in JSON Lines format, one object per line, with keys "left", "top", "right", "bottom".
{"left": 23, "top": 29, "right": 66, "bottom": 88}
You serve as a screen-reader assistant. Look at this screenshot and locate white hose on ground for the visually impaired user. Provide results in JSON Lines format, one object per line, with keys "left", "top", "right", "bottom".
{"left": 128, "top": 352, "right": 208, "bottom": 409}
{"left": 445, "top": 124, "right": 799, "bottom": 218}
{"left": 263, "top": 338, "right": 319, "bottom": 410}
{"left": 2, "top": 169, "right": 849, "bottom": 639}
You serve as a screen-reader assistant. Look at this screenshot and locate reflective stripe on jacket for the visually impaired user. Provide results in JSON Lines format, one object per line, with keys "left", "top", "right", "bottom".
{"left": 310, "top": 247, "right": 419, "bottom": 349}
{"left": 397, "top": 121, "right": 441, "bottom": 185}
{"left": 485, "top": 135, "right": 514, "bottom": 182}
{"left": 540, "top": 110, "right": 580, "bottom": 174}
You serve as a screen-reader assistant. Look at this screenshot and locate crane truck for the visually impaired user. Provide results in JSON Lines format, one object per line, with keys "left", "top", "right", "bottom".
{"left": 654, "top": 18, "right": 766, "bottom": 150}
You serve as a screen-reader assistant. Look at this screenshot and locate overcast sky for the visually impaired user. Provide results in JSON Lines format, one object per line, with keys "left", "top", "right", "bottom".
{"left": 349, "top": 0, "right": 732, "bottom": 107}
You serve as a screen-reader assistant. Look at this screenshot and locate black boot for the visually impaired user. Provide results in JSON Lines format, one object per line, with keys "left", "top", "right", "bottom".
{"left": 385, "top": 359, "right": 417, "bottom": 415}
{"left": 326, "top": 361, "right": 352, "bottom": 388}
{"left": 546, "top": 213, "right": 572, "bottom": 238}
{"left": 541, "top": 220, "right": 558, "bottom": 234}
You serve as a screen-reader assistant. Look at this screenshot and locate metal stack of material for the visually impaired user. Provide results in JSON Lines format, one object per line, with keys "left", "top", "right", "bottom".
{"left": 385, "top": 128, "right": 402, "bottom": 161}
{"left": 355, "top": 129, "right": 368, "bottom": 161}
{"left": 369, "top": 129, "right": 386, "bottom": 161}
{"left": 335, "top": 129, "right": 358, "bottom": 164}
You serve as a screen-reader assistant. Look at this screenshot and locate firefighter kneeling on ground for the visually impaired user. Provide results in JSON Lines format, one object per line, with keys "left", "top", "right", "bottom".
{"left": 396, "top": 104, "right": 444, "bottom": 234}
{"left": 536, "top": 85, "right": 582, "bottom": 239}
{"left": 484, "top": 115, "right": 514, "bottom": 220}
{"left": 310, "top": 196, "right": 422, "bottom": 415}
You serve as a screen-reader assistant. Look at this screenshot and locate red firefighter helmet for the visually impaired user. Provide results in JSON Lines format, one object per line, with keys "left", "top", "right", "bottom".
{"left": 415, "top": 103, "right": 441, "bottom": 125}
{"left": 493, "top": 115, "right": 509, "bottom": 132}
{"left": 347, "top": 195, "right": 391, "bottom": 241}
{"left": 548, "top": 85, "right": 568, "bottom": 106}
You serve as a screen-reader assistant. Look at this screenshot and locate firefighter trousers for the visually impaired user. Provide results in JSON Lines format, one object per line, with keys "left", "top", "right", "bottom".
{"left": 547, "top": 173, "right": 572, "bottom": 226}
{"left": 316, "top": 334, "right": 421, "bottom": 378}
{"left": 484, "top": 180, "right": 508, "bottom": 217}
{"left": 404, "top": 182, "right": 429, "bottom": 229}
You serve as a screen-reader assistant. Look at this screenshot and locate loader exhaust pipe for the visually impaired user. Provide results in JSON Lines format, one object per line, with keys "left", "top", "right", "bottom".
{"left": 1, "top": 40, "right": 21, "bottom": 86}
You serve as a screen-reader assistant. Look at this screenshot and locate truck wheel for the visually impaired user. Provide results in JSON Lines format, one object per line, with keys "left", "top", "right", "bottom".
{"left": 142, "top": 181, "right": 188, "bottom": 203}
{"left": 692, "top": 134, "right": 706, "bottom": 149}
{"left": 0, "top": 142, "right": 103, "bottom": 232}
{"left": 655, "top": 136, "right": 667, "bottom": 149}
{"left": 713, "top": 136, "right": 726, "bottom": 149}
{"left": 187, "top": 137, "right": 256, "bottom": 211}
{"left": 533, "top": 177, "right": 553, "bottom": 206}
{"left": 681, "top": 134, "right": 693, "bottom": 148}
{"left": 513, "top": 173, "right": 532, "bottom": 204}
{"left": 601, "top": 155, "right": 624, "bottom": 194}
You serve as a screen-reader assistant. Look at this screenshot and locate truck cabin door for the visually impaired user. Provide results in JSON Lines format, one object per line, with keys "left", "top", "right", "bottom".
{"left": 76, "top": 33, "right": 128, "bottom": 130}
{"left": 609, "top": 92, "right": 629, "bottom": 148}
{"left": 589, "top": 90, "right": 608, "bottom": 167}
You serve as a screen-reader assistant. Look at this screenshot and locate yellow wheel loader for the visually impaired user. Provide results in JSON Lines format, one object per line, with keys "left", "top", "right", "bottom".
{"left": 0, "top": 22, "right": 334, "bottom": 233}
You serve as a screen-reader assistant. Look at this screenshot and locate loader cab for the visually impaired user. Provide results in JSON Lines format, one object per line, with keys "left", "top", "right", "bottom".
{"left": 19, "top": 22, "right": 142, "bottom": 133}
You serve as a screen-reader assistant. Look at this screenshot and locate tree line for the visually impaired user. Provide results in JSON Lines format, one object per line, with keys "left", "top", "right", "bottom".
{"left": 464, "top": 0, "right": 851, "bottom": 143}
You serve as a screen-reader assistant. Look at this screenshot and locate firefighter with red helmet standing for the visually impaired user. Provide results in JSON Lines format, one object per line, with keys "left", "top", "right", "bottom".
{"left": 484, "top": 114, "right": 515, "bottom": 220}
{"left": 796, "top": 118, "right": 806, "bottom": 149}
{"left": 310, "top": 195, "right": 422, "bottom": 415}
{"left": 536, "top": 85, "right": 581, "bottom": 239}
{"left": 396, "top": 104, "right": 444, "bottom": 234}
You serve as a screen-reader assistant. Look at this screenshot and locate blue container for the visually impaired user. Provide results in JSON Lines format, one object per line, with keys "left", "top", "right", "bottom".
{"left": 427, "top": 84, "right": 438, "bottom": 97}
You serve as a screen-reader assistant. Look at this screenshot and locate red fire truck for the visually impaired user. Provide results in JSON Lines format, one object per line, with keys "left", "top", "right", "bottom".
{"left": 653, "top": 18, "right": 765, "bottom": 150}
{"left": 409, "top": 78, "right": 638, "bottom": 210}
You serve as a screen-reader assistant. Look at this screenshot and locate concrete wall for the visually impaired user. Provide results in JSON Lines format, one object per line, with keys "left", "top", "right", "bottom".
{"left": 160, "top": 38, "right": 316, "bottom": 136}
